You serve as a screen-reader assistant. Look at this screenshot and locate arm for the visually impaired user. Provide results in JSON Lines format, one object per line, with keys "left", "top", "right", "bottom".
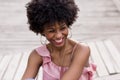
{"left": 61, "top": 44, "right": 90, "bottom": 80}
{"left": 22, "top": 50, "right": 43, "bottom": 80}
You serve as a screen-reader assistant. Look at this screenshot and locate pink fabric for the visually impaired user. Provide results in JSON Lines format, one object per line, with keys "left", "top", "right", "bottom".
{"left": 36, "top": 45, "right": 96, "bottom": 80}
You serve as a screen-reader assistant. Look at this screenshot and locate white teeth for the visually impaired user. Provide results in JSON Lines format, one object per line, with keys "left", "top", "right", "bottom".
{"left": 55, "top": 39, "right": 62, "bottom": 43}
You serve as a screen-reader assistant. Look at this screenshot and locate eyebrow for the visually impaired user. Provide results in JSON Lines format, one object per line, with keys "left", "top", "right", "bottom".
{"left": 46, "top": 27, "right": 54, "bottom": 30}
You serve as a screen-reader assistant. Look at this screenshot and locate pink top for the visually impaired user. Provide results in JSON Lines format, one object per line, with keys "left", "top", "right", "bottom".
{"left": 35, "top": 44, "right": 96, "bottom": 80}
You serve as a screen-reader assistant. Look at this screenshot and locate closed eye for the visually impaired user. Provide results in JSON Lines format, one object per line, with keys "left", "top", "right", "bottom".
{"left": 60, "top": 24, "right": 67, "bottom": 30}
{"left": 48, "top": 29, "right": 55, "bottom": 33}
{"left": 60, "top": 27, "right": 66, "bottom": 30}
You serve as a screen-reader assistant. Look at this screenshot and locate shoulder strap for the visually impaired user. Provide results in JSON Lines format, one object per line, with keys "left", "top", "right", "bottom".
{"left": 70, "top": 43, "right": 78, "bottom": 60}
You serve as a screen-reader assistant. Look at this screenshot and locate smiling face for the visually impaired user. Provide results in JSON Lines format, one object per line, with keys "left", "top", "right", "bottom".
{"left": 43, "top": 22, "right": 69, "bottom": 48}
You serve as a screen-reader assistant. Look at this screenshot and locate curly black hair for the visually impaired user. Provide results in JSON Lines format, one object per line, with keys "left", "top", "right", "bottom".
{"left": 26, "top": 0, "right": 79, "bottom": 34}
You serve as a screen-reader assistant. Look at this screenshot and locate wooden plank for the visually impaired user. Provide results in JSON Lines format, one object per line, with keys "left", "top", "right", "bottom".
{"left": 96, "top": 41, "right": 116, "bottom": 74}
{"left": 0, "top": 55, "right": 3, "bottom": 63}
{"left": 95, "top": 74, "right": 120, "bottom": 80}
{"left": 111, "top": 38, "right": 120, "bottom": 54}
{"left": 113, "top": 0, "right": 120, "bottom": 11}
{"left": 104, "top": 40, "right": 120, "bottom": 73}
{"left": 87, "top": 42, "right": 109, "bottom": 77}
{"left": 13, "top": 52, "right": 30, "bottom": 80}
{"left": 0, "top": 54, "right": 13, "bottom": 80}
{"left": 2, "top": 53, "right": 22, "bottom": 80}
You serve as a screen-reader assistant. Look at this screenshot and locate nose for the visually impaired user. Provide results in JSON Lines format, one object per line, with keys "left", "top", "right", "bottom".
{"left": 55, "top": 31, "right": 62, "bottom": 39}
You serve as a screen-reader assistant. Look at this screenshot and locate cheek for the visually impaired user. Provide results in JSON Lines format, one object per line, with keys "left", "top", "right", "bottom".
{"left": 45, "top": 33, "right": 54, "bottom": 40}
{"left": 64, "top": 29, "right": 69, "bottom": 37}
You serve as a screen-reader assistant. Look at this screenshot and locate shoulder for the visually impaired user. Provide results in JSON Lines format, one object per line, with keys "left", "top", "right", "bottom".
{"left": 75, "top": 43, "right": 90, "bottom": 55}
{"left": 69, "top": 39, "right": 90, "bottom": 57}
{"left": 72, "top": 42, "right": 90, "bottom": 65}
{"left": 28, "top": 49, "right": 43, "bottom": 66}
{"left": 29, "top": 49, "right": 42, "bottom": 59}
{"left": 77, "top": 42, "right": 90, "bottom": 55}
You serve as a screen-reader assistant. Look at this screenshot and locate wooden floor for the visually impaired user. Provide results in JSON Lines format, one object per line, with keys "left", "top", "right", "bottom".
{"left": 0, "top": 0, "right": 120, "bottom": 80}
{"left": 87, "top": 39, "right": 120, "bottom": 80}
{"left": 0, "top": 39, "right": 120, "bottom": 80}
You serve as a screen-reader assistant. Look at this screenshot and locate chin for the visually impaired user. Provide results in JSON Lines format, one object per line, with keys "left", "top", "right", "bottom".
{"left": 55, "top": 43, "right": 65, "bottom": 48}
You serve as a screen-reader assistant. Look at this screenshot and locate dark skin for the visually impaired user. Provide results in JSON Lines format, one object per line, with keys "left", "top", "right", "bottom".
{"left": 22, "top": 22, "right": 90, "bottom": 80}
{"left": 22, "top": 50, "right": 42, "bottom": 79}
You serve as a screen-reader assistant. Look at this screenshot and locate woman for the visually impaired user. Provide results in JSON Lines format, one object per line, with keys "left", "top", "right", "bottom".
{"left": 22, "top": 0, "right": 96, "bottom": 80}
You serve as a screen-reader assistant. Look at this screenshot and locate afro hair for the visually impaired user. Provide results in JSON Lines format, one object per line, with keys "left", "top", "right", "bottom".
{"left": 26, "top": 0, "right": 79, "bottom": 34}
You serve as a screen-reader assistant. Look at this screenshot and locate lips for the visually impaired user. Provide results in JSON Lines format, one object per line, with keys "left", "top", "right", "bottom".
{"left": 55, "top": 39, "right": 63, "bottom": 43}
{"left": 54, "top": 38, "right": 64, "bottom": 45}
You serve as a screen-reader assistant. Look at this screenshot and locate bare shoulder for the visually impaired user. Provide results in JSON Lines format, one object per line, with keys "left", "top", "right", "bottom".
{"left": 28, "top": 49, "right": 43, "bottom": 65}
{"left": 79, "top": 42, "right": 90, "bottom": 53}
{"left": 69, "top": 39, "right": 90, "bottom": 55}
{"left": 71, "top": 42, "right": 90, "bottom": 67}
{"left": 74, "top": 42, "right": 90, "bottom": 56}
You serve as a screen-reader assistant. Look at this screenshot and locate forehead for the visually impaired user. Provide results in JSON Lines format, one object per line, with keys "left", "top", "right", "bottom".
{"left": 44, "top": 22, "right": 65, "bottom": 29}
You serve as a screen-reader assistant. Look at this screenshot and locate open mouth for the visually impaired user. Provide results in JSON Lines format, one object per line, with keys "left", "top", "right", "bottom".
{"left": 54, "top": 38, "right": 64, "bottom": 45}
